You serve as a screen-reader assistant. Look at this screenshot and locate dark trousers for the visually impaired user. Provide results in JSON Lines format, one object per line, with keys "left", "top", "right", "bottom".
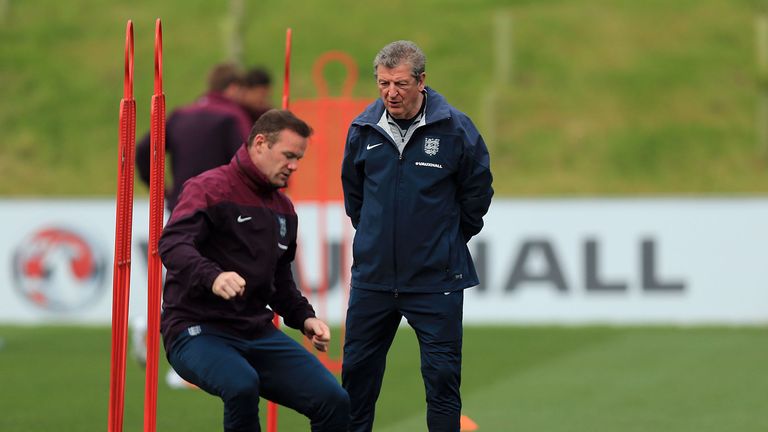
{"left": 167, "top": 326, "right": 350, "bottom": 432}
{"left": 342, "top": 289, "right": 464, "bottom": 432}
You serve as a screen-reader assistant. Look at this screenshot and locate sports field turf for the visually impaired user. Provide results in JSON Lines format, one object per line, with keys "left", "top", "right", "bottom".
{"left": 0, "top": 325, "right": 766, "bottom": 431}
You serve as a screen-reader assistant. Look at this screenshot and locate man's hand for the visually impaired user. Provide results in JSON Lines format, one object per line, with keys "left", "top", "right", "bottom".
{"left": 303, "top": 317, "right": 331, "bottom": 352}
{"left": 212, "top": 272, "right": 246, "bottom": 300}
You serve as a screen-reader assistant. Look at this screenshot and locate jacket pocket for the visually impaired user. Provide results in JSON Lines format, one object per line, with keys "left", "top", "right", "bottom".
{"left": 443, "top": 233, "right": 457, "bottom": 280}
{"left": 431, "top": 232, "right": 451, "bottom": 278}
{"left": 351, "top": 227, "right": 375, "bottom": 269}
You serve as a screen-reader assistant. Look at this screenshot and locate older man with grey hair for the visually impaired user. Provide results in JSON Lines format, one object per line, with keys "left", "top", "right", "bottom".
{"left": 341, "top": 40, "right": 494, "bottom": 432}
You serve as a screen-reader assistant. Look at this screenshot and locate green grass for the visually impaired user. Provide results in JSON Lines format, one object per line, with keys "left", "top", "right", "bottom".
{"left": 1, "top": 325, "right": 767, "bottom": 431}
{"left": 2, "top": 0, "right": 768, "bottom": 196}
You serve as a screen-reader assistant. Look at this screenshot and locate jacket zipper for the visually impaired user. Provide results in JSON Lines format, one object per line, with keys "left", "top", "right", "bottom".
{"left": 372, "top": 113, "right": 431, "bottom": 297}
{"left": 393, "top": 151, "right": 405, "bottom": 298}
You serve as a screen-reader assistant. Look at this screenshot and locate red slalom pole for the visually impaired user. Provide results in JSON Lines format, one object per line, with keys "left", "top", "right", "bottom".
{"left": 108, "top": 20, "right": 136, "bottom": 432}
{"left": 282, "top": 28, "right": 292, "bottom": 110}
{"left": 267, "top": 26, "right": 291, "bottom": 432}
{"left": 143, "top": 18, "right": 166, "bottom": 432}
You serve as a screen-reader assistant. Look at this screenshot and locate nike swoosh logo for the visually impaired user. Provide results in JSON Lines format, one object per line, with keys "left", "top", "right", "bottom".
{"left": 237, "top": 216, "right": 252, "bottom": 223}
{"left": 444, "top": 292, "right": 451, "bottom": 295}
{"left": 366, "top": 142, "right": 384, "bottom": 150}
{"left": 277, "top": 243, "right": 288, "bottom": 250}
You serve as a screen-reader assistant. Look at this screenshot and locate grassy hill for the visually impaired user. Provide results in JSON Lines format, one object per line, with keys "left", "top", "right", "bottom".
{"left": 2, "top": 0, "right": 768, "bottom": 196}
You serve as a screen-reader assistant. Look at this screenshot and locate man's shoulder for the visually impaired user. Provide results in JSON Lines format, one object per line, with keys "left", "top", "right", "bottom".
{"left": 424, "top": 89, "right": 478, "bottom": 132}
{"left": 175, "top": 101, "right": 243, "bottom": 121}
{"left": 200, "top": 160, "right": 236, "bottom": 182}
{"left": 352, "top": 99, "right": 385, "bottom": 126}
{"left": 425, "top": 88, "right": 465, "bottom": 120}
{"left": 190, "top": 166, "right": 296, "bottom": 216}
{"left": 184, "top": 164, "right": 233, "bottom": 198}
{"left": 171, "top": 93, "right": 247, "bottom": 125}
{"left": 169, "top": 165, "right": 234, "bottom": 220}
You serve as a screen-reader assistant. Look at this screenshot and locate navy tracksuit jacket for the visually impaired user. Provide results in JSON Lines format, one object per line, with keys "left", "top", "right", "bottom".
{"left": 341, "top": 87, "right": 493, "bottom": 431}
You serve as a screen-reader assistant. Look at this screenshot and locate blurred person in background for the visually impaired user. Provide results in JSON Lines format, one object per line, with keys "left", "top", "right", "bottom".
{"left": 159, "top": 110, "right": 350, "bottom": 431}
{"left": 240, "top": 66, "right": 273, "bottom": 123}
{"left": 135, "top": 62, "right": 270, "bottom": 211}
{"left": 341, "top": 40, "right": 493, "bottom": 432}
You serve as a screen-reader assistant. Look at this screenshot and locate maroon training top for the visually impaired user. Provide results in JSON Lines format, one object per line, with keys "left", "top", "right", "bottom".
{"left": 158, "top": 144, "right": 315, "bottom": 351}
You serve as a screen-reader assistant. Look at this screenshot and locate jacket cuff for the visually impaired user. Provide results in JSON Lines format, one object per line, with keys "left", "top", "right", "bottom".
{"left": 200, "top": 264, "right": 224, "bottom": 294}
{"left": 285, "top": 308, "right": 316, "bottom": 333}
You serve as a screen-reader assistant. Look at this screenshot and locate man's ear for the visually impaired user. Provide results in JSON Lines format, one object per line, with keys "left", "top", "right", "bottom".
{"left": 252, "top": 133, "right": 266, "bottom": 152}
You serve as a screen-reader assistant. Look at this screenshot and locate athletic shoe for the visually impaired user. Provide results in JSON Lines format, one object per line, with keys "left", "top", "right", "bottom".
{"left": 166, "top": 368, "right": 198, "bottom": 390}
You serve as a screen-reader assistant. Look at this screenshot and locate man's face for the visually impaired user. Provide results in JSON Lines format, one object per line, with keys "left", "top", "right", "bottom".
{"left": 376, "top": 63, "right": 425, "bottom": 119}
{"left": 249, "top": 129, "right": 307, "bottom": 188}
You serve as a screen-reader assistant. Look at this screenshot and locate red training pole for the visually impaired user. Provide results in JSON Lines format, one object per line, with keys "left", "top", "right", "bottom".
{"left": 143, "top": 18, "right": 166, "bottom": 432}
{"left": 108, "top": 19, "right": 136, "bottom": 432}
{"left": 267, "top": 26, "right": 291, "bottom": 432}
{"left": 281, "top": 28, "right": 292, "bottom": 111}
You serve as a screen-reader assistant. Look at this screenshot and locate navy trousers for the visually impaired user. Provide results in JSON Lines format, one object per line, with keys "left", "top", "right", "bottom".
{"left": 342, "top": 289, "right": 464, "bottom": 432}
{"left": 167, "top": 326, "right": 349, "bottom": 432}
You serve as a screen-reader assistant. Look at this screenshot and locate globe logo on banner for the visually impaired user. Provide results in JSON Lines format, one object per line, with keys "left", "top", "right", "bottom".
{"left": 12, "top": 227, "right": 106, "bottom": 312}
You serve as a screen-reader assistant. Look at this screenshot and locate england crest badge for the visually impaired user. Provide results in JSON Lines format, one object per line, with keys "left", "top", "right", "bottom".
{"left": 424, "top": 137, "right": 440, "bottom": 156}
{"left": 277, "top": 216, "right": 287, "bottom": 238}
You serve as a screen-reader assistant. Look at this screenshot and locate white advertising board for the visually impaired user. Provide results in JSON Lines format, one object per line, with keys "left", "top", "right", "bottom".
{"left": 0, "top": 198, "right": 766, "bottom": 325}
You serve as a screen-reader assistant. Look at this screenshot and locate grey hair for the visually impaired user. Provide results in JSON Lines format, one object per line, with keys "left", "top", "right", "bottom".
{"left": 373, "top": 40, "right": 426, "bottom": 80}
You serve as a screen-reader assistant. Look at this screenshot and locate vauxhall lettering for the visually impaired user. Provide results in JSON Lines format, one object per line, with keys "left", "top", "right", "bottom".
{"left": 135, "top": 236, "right": 686, "bottom": 295}
{"left": 504, "top": 237, "right": 686, "bottom": 293}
